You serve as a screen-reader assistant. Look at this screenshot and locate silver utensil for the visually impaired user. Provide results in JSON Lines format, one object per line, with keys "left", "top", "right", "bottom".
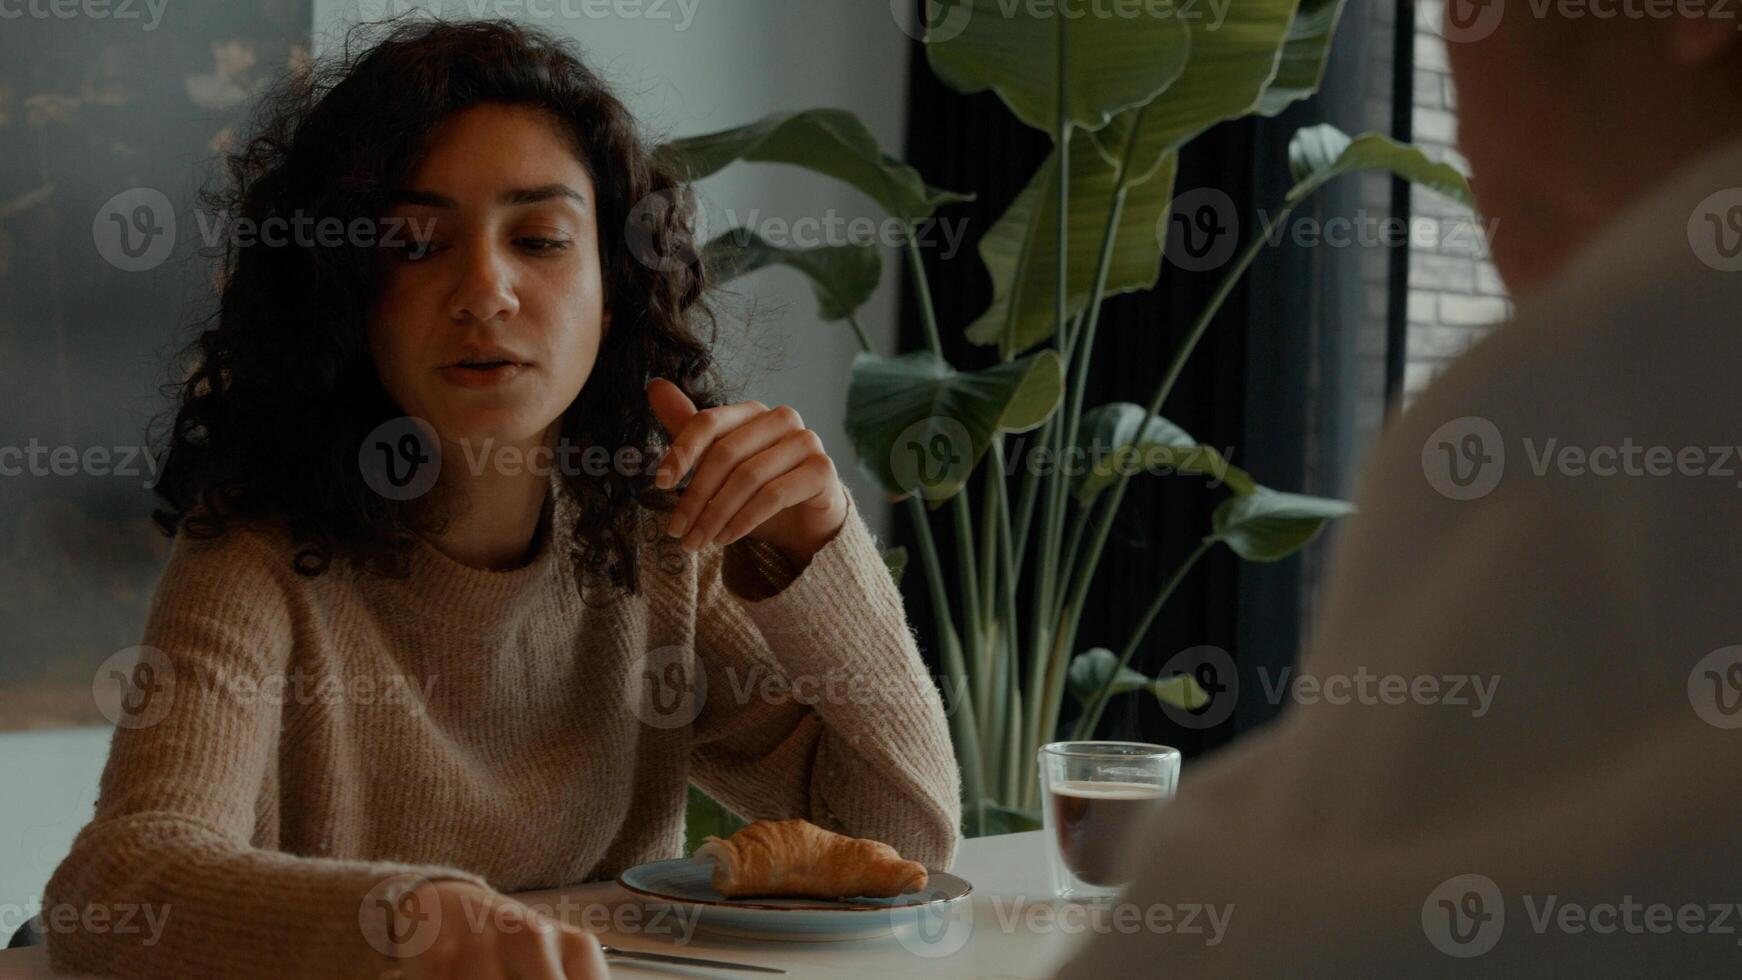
{"left": 600, "top": 943, "right": 788, "bottom": 974}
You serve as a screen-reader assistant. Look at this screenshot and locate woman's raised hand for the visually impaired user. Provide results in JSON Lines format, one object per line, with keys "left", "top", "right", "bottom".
{"left": 647, "top": 378, "right": 848, "bottom": 566}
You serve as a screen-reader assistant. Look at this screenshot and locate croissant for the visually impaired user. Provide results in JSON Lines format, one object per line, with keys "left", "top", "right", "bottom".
{"left": 694, "top": 818, "right": 929, "bottom": 899}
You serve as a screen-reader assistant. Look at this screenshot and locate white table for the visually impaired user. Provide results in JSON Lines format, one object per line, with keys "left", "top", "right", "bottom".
{"left": 0, "top": 830, "right": 1094, "bottom": 979}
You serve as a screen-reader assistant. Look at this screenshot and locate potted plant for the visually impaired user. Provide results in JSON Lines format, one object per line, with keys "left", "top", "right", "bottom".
{"left": 662, "top": 0, "right": 1474, "bottom": 838}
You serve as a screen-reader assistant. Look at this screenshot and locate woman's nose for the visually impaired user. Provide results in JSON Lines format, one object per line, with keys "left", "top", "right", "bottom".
{"left": 446, "top": 242, "right": 520, "bottom": 324}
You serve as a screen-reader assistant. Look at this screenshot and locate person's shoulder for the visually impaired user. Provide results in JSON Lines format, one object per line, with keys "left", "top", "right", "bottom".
{"left": 150, "top": 511, "right": 317, "bottom": 632}
{"left": 164, "top": 509, "right": 301, "bottom": 574}
{"left": 1380, "top": 161, "right": 1742, "bottom": 510}
{"left": 1420, "top": 141, "right": 1742, "bottom": 444}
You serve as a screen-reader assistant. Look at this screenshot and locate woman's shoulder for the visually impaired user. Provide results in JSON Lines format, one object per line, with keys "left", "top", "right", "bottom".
{"left": 150, "top": 512, "right": 320, "bottom": 630}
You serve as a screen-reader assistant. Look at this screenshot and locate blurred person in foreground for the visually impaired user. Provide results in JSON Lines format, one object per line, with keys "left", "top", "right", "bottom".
{"left": 1059, "top": 8, "right": 1742, "bottom": 977}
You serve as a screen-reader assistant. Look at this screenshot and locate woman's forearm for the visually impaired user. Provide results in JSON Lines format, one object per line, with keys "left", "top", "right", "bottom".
{"left": 695, "top": 495, "right": 963, "bottom": 868}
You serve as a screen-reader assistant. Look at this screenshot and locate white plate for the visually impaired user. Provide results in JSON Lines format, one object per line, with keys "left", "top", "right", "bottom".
{"left": 616, "top": 857, "right": 972, "bottom": 942}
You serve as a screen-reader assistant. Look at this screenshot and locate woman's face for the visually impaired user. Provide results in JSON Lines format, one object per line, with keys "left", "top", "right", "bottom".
{"left": 368, "top": 102, "right": 610, "bottom": 455}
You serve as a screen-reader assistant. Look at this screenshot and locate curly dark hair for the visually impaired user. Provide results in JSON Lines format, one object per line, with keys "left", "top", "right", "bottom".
{"left": 150, "top": 16, "right": 724, "bottom": 594}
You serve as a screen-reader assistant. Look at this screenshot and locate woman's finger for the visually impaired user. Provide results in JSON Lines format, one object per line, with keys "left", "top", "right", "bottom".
{"left": 499, "top": 915, "right": 568, "bottom": 980}
{"left": 670, "top": 405, "right": 803, "bottom": 540}
{"left": 688, "top": 428, "right": 822, "bottom": 547}
{"left": 715, "top": 452, "right": 836, "bottom": 547}
{"left": 559, "top": 929, "right": 609, "bottom": 980}
{"left": 654, "top": 400, "right": 766, "bottom": 491}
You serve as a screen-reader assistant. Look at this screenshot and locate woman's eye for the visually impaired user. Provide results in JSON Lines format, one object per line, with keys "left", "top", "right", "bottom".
{"left": 517, "top": 237, "right": 570, "bottom": 254}
{"left": 392, "top": 239, "right": 447, "bottom": 263}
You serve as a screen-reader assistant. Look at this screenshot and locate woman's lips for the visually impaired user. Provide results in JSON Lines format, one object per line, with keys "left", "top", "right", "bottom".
{"left": 438, "top": 362, "right": 528, "bottom": 388}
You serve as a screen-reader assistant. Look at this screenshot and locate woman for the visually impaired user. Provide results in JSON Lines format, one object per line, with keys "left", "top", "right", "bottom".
{"left": 43, "top": 18, "right": 961, "bottom": 980}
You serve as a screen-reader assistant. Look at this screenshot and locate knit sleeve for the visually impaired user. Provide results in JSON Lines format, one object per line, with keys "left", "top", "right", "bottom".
{"left": 42, "top": 524, "right": 491, "bottom": 980}
{"left": 686, "top": 492, "right": 963, "bottom": 871}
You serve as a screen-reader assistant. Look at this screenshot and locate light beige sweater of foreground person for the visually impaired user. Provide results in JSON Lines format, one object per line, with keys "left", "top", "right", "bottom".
{"left": 42, "top": 474, "right": 961, "bottom": 979}
{"left": 1053, "top": 135, "right": 1742, "bottom": 978}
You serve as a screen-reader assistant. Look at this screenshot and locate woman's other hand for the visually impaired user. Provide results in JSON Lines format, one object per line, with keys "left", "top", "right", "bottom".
{"left": 397, "top": 880, "right": 607, "bottom": 980}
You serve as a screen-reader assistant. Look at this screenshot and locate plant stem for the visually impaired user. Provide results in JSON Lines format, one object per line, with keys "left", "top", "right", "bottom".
{"left": 984, "top": 617, "right": 1008, "bottom": 799}
{"left": 844, "top": 312, "right": 873, "bottom": 354}
{"left": 950, "top": 490, "right": 984, "bottom": 760}
{"left": 1048, "top": 175, "right": 1132, "bottom": 625}
{"left": 1003, "top": 665, "right": 1025, "bottom": 804}
{"left": 897, "top": 221, "right": 985, "bottom": 833}
{"left": 903, "top": 232, "right": 945, "bottom": 358}
{"left": 1072, "top": 538, "right": 1214, "bottom": 740}
{"left": 1019, "top": 21, "right": 1075, "bottom": 806}
{"left": 1020, "top": 409, "right": 1064, "bottom": 805}
{"left": 988, "top": 439, "right": 1022, "bottom": 801}
{"left": 1054, "top": 497, "right": 1091, "bottom": 625}
{"left": 1031, "top": 113, "right": 1150, "bottom": 790}
{"left": 906, "top": 495, "right": 985, "bottom": 835}
{"left": 1054, "top": 205, "right": 1294, "bottom": 699}
{"left": 978, "top": 463, "right": 1000, "bottom": 640}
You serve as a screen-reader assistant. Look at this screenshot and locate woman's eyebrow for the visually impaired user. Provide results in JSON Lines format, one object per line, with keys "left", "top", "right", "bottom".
{"left": 501, "top": 184, "right": 587, "bottom": 210}
{"left": 386, "top": 185, "right": 587, "bottom": 210}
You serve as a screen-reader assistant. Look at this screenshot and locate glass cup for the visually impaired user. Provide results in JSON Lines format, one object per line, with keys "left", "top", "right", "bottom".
{"left": 1038, "top": 741, "right": 1180, "bottom": 901}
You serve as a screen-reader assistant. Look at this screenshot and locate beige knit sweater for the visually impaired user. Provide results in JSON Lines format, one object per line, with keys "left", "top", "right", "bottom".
{"left": 43, "top": 472, "right": 962, "bottom": 978}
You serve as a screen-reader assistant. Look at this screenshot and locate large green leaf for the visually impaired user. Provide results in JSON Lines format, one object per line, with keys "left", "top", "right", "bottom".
{"left": 702, "top": 229, "right": 879, "bottom": 322}
{"left": 924, "top": 0, "right": 1191, "bottom": 137}
{"left": 1286, "top": 124, "right": 1475, "bottom": 208}
{"left": 966, "top": 131, "right": 1178, "bottom": 356}
{"left": 847, "top": 350, "right": 1064, "bottom": 501}
{"left": 652, "top": 108, "right": 973, "bottom": 221}
{"left": 1072, "top": 402, "right": 1255, "bottom": 505}
{"left": 1089, "top": 0, "right": 1301, "bottom": 187}
{"left": 1067, "top": 648, "right": 1210, "bottom": 710}
{"left": 1210, "top": 488, "right": 1355, "bottom": 562}
{"left": 1256, "top": 0, "right": 1349, "bottom": 116}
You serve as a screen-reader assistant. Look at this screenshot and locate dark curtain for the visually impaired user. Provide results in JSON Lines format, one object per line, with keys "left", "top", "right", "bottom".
{"left": 895, "top": 7, "right": 1395, "bottom": 761}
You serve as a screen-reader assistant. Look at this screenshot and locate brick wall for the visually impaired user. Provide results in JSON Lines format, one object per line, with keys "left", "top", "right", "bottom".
{"left": 1405, "top": 1, "right": 1510, "bottom": 400}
